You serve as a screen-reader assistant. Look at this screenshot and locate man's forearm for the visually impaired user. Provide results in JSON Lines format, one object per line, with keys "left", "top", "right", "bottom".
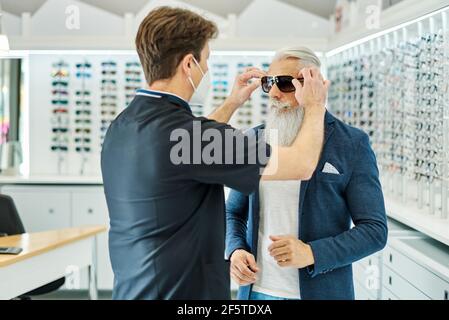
{"left": 290, "top": 108, "right": 325, "bottom": 175}
{"left": 207, "top": 99, "right": 239, "bottom": 123}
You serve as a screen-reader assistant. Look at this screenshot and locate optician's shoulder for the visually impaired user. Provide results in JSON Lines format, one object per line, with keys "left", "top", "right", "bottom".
{"left": 247, "top": 124, "right": 266, "bottom": 137}
{"left": 111, "top": 96, "right": 195, "bottom": 128}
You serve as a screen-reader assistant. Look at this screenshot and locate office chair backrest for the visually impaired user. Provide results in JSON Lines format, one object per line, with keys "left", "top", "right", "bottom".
{"left": 0, "top": 194, "right": 65, "bottom": 297}
{"left": 0, "top": 194, "right": 26, "bottom": 236}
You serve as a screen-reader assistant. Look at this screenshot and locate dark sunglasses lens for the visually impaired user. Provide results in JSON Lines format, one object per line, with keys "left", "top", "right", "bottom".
{"left": 277, "top": 76, "right": 296, "bottom": 92}
{"left": 261, "top": 77, "right": 273, "bottom": 93}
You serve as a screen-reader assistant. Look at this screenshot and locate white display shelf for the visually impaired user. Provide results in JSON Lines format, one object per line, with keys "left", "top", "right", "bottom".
{"left": 0, "top": 175, "right": 103, "bottom": 185}
{"left": 385, "top": 196, "right": 449, "bottom": 247}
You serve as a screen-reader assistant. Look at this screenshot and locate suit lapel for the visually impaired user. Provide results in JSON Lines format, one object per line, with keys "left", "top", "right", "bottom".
{"left": 323, "top": 111, "right": 336, "bottom": 146}
{"left": 298, "top": 111, "right": 336, "bottom": 217}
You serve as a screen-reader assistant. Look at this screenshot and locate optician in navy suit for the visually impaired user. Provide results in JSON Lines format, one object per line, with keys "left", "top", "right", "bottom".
{"left": 102, "top": 9, "right": 331, "bottom": 300}
{"left": 226, "top": 47, "right": 388, "bottom": 300}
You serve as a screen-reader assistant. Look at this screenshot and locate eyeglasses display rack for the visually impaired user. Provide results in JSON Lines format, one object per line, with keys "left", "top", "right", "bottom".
{"left": 74, "top": 61, "right": 93, "bottom": 175}
{"left": 50, "top": 60, "right": 70, "bottom": 174}
{"left": 31, "top": 53, "right": 275, "bottom": 176}
{"left": 327, "top": 13, "right": 449, "bottom": 221}
{"left": 100, "top": 61, "right": 118, "bottom": 147}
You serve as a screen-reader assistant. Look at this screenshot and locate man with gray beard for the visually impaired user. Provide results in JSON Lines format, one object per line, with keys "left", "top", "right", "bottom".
{"left": 225, "top": 47, "right": 388, "bottom": 300}
{"left": 265, "top": 99, "right": 305, "bottom": 147}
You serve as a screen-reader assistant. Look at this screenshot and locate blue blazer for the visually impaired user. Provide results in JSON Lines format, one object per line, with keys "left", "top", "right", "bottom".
{"left": 225, "top": 111, "right": 388, "bottom": 300}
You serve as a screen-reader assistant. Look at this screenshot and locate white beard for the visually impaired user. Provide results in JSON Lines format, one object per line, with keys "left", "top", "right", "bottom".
{"left": 264, "top": 99, "right": 304, "bottom": 147}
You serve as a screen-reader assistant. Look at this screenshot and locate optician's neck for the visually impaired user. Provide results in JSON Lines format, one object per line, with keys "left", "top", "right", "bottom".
{"left": 148, "top": 77, "right": 192, "bottom": 103}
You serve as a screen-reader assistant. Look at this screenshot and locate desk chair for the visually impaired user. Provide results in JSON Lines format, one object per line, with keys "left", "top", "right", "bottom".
{"left": 0, "top": 194, "right": 65, "bottom": 299}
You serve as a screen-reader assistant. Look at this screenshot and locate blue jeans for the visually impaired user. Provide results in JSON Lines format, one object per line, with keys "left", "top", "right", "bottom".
{"left": 250, "top": 291, "right": 299, "bottom": 300}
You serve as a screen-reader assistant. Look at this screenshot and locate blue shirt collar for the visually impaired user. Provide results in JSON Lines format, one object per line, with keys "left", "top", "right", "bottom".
{"left": 136, "top": 89, "right": 191, "bottom": 113}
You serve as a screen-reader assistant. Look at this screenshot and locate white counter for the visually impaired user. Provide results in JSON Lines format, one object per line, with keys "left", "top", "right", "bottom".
{"left": 385, "top": 196, "right": 449, "bottom": 247}
{"left": 0, "top": 175, "right": 103, "bottom": 185}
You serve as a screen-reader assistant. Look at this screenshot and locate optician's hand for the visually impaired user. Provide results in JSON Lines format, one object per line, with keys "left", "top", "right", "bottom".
{"left": 292, "top": 67, "right": 330, "bottom": 113}
{"left": 268, "top": 235, "right": 315, "bottom": 269}
{"left": 230, "top": 249, "right": 260, "bottom": 286}
{"left": 226, "top": 67, "right": 266, "bottom": 108}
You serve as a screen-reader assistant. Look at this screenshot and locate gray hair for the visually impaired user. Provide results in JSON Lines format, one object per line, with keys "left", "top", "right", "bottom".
{"left": 273, "top": 46, "right": 321, "bottom": 69}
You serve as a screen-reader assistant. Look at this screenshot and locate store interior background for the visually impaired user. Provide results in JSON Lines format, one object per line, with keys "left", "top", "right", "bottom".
{"left": 0, "top": 0, "right": 448, "bottom": 300}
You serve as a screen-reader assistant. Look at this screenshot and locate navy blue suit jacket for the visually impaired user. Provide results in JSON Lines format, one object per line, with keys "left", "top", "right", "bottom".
{"left": 225, "top": 111, "right": 388, "bottom": 300}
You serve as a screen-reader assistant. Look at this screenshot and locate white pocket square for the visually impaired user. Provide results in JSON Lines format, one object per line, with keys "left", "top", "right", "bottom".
{"left": 322, "top": 162, "right": 340, "bottom": 175}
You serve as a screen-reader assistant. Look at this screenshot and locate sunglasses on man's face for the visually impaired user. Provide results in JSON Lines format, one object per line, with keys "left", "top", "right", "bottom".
{"left": 261, "top": 75, "right": 304, "bottom": 93}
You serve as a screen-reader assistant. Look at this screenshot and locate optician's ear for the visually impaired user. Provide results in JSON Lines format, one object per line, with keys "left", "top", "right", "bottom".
{"left": 181, "top": 54, "right": 195, "bottom": 76}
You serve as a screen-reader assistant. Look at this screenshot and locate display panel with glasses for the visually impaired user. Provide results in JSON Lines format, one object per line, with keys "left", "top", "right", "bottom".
{"left": 30, "top": 53, "right": 277, "bottom": 176}
{"left": 74, "top": 61, "right": 93, "bottom": 175}
{"left": 100, "top": 60, "right": 118, "bottom": 146}
{"left": 327, "top": 23, "right": 449, "bottom": 219}
{"left": 50, "top": 60, "right": 70, "bottom": 174}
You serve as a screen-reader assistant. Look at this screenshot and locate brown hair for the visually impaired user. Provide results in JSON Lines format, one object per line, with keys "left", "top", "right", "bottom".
{"left": 136, "top": 6, "right": 218, "bottom": 85}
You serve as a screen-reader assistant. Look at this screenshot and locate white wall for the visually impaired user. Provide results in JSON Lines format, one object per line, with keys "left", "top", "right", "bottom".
{"left": 237, "top": 0, "right": 331, "bottom": 38}
{"left": 4, "top": 0, "right": 332, "bottom": 50}
{"left": 2, "top": 12, "right": 21, "bottom": 36}
{"left": 134, "top": 0, "right": 228, "bottom": 37}
{"left": 30, "top": 0, "right": 124, "bottom": 36}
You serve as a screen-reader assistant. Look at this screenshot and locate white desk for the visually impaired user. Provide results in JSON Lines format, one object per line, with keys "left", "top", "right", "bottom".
{"left": 0, "top": 226, "right": 106, "bottom": 300}
{"left": 0, "top": 175, "right": 103, "bottom": 185}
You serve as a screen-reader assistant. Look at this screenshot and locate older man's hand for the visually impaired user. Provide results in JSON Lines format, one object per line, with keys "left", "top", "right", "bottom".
{"left": 292, "top": 67, "right": 330, "bottom": 113}
{"left": 268, "top": 235, "right": 315, "bottom": 269}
